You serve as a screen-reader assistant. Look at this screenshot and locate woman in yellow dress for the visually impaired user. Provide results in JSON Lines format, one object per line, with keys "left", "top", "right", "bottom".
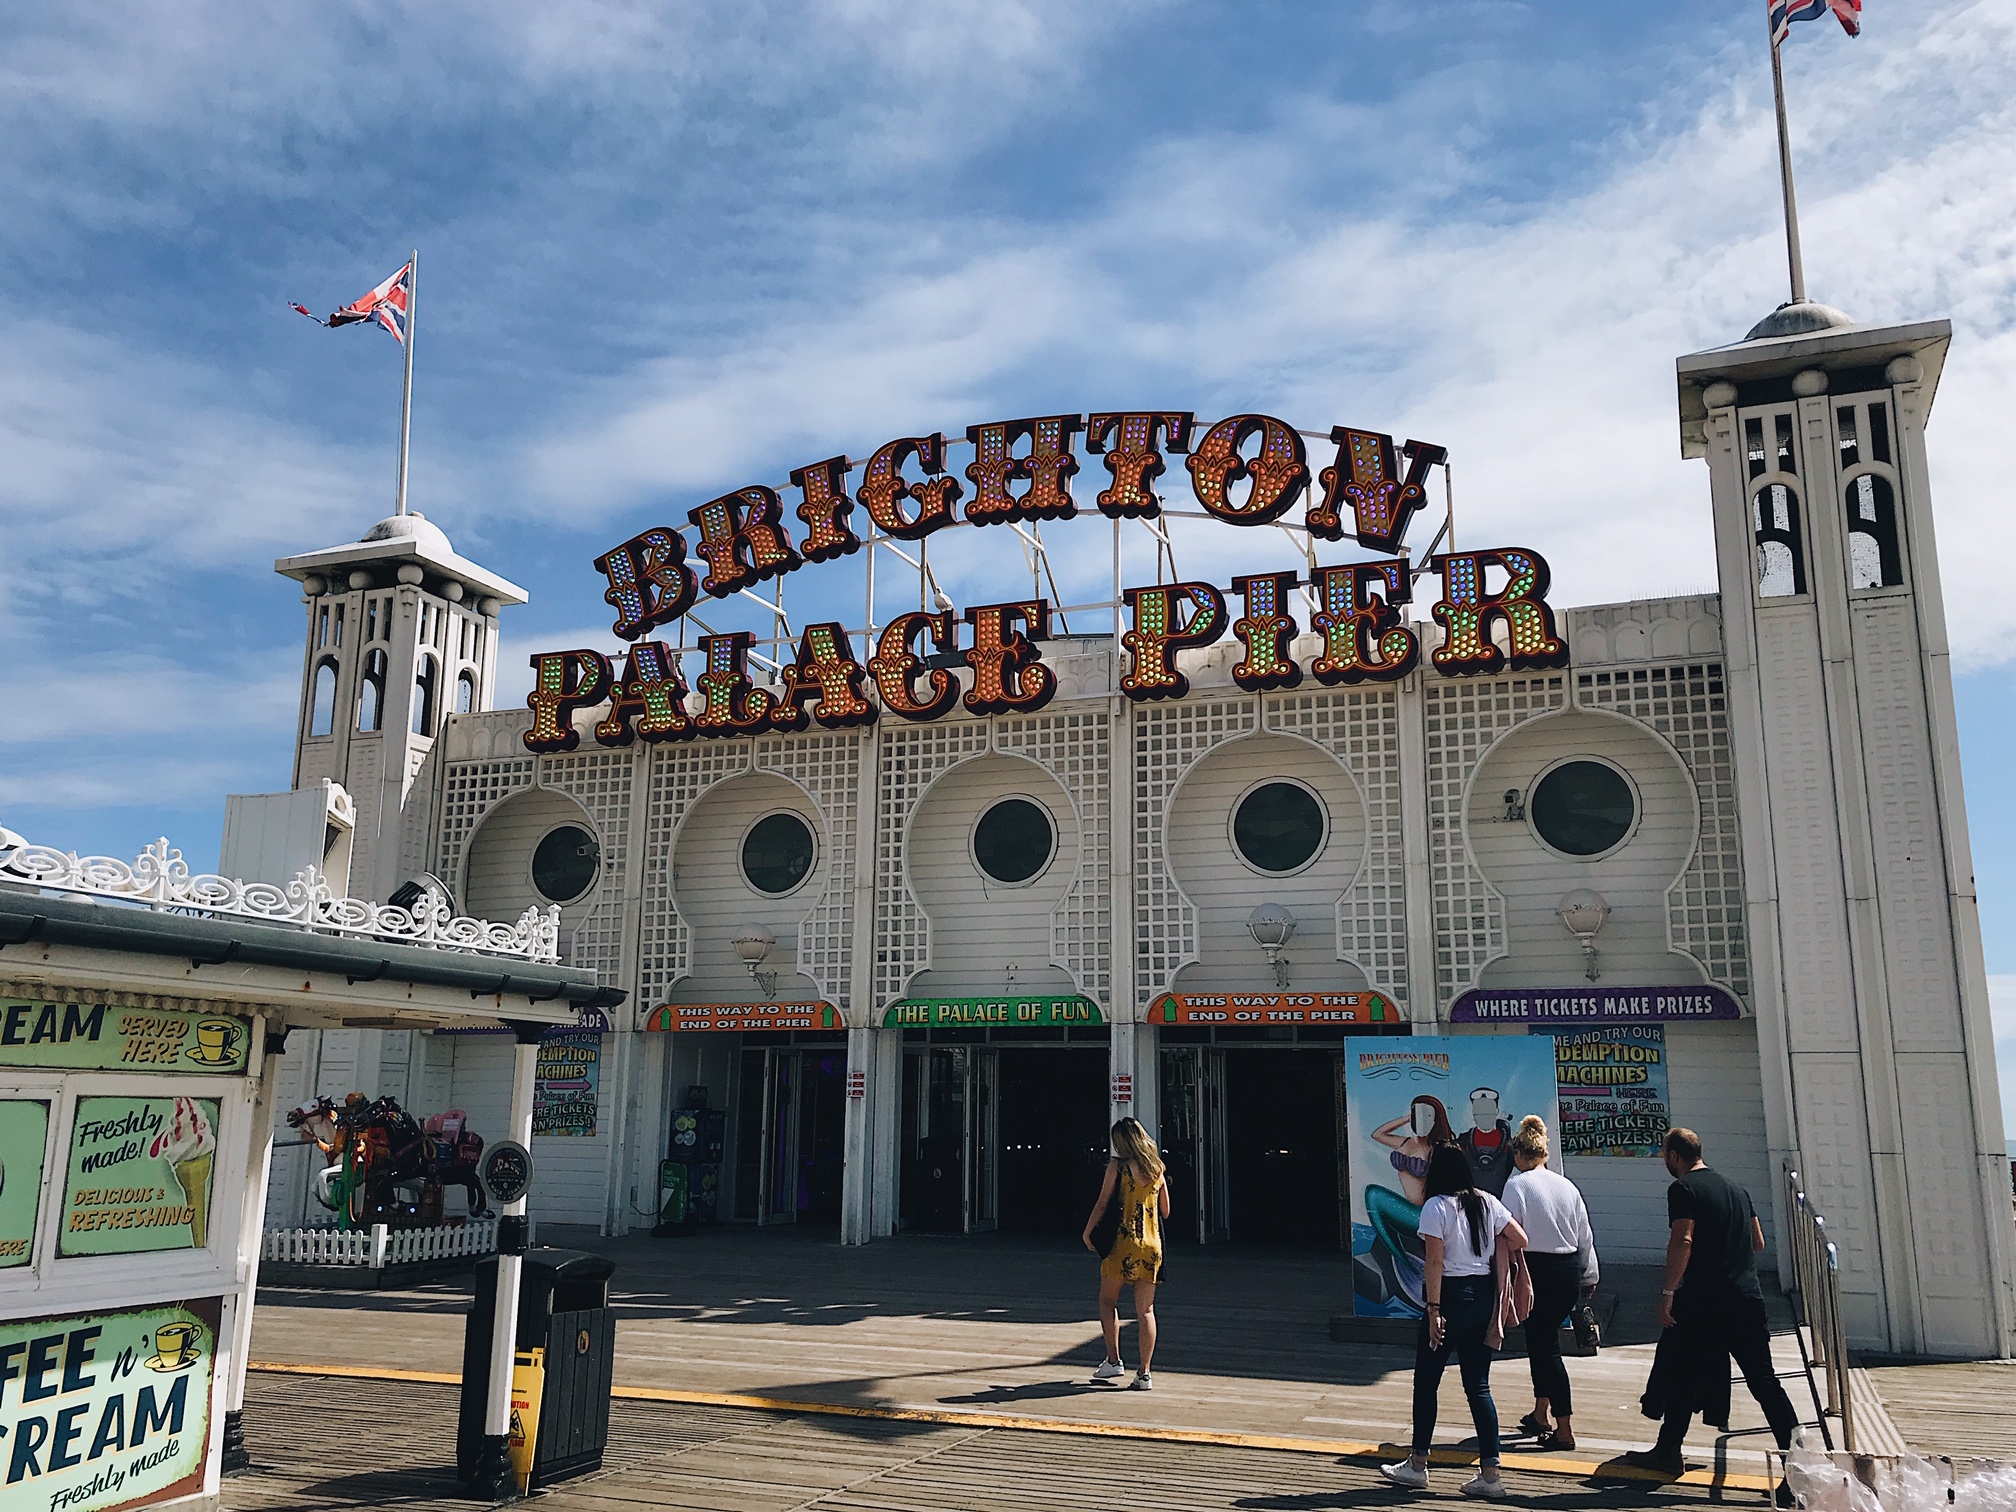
{"left": 1081, "top": 1116, "right": 1171, "bottom": 1390}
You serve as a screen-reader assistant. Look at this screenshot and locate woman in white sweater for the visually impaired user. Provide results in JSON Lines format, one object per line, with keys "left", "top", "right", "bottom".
{"left": 1501, "top": 1115, "right": 1598, "bottom": 1451}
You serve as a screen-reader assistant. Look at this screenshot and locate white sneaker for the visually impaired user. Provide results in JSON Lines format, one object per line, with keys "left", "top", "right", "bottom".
{"left": 1459, "top": 1473, "right": 1507, "bottom": 1501}
{"left": 1380, "top": 1460, "right": 1428, "bottom": 1490}
{"left": 1129, "top": 1372, "right": 1153, "bottom": 1390}
{"left": 1091, "top": 1359, "right": 1124, "bottom": 1381}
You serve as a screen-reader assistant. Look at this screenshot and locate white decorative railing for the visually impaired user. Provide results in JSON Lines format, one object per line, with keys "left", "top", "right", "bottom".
{"left": 0, "top": 832, "right": 559, "bottom": 963}
{"left": 264, "top": 1218, "right": 498, "bottom": 1268}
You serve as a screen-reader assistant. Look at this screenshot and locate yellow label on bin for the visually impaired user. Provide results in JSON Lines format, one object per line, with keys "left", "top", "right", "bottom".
{"left": 507, "top": 1346, "right": 546, "bottom": 1492}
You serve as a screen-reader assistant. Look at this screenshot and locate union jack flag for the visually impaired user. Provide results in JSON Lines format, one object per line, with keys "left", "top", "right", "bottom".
{"left": 1770, "top": 0, "right": 1861, "bottom": 47}
{"left": 291, "top": 260, "right": 413, "bottom": 345}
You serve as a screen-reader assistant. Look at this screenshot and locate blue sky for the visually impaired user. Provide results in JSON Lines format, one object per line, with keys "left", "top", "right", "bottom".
{"left": 3, "top": 1, "right": 2014, "bottom": 1134}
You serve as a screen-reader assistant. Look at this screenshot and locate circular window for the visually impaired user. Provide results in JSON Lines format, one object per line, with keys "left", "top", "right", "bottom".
{"left": 531, "top": 825, "right": 600, "bottom": 904}
{"left": 973, "top": 798, "right": 1054, "bottom": 885}
{"left": 1529, "top": 760, "right": 1638, "bottom": 857}
{"left": 742, "top": 812, "right": 817, "bottom": 895}
{"left": 1232, "top": 781, "right": 1328, "bottom": 874}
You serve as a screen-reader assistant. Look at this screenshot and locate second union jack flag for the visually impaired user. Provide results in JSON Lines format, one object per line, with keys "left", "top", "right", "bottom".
{"left": 292, "top": 261, "right": 413, "bottom": 345}
{"left": 1770, "top": 0, "right": 1861, "bottom": 47}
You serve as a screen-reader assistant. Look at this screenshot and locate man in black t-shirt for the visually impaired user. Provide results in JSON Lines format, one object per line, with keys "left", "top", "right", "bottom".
{"left": 1623, "top": 1127, "right": 1800, "bottom": 1478}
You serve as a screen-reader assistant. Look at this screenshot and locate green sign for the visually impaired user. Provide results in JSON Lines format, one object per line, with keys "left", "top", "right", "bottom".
{"left": 0, "top": 1298, "right": 218, "bottom": 1511}
{"left": 0, "top": 1002, "right": 251, "bottom": 1075}
{"left": 0, "top": 1100, "right": 50, "bottom": 1268}
{"left": 882, "top": 995, "right": 1105, "bottom": 1028}
{"left": 60, "top": 1097, "right": 220, "bottom": 1259}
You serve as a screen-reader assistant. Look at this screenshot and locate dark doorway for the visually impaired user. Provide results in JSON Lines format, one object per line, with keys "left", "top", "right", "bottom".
{"left": 996, "top": 1048, "right": 1109, "bottom": 1233}
{"left": 1223, "top": 1049, "right": 1342, "bottom": 1247}
{"left": 900, "top": 1048, "right": 967, "bottom": 1232}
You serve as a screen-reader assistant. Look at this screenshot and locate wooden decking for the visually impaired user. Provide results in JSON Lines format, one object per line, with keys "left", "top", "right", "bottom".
{"left": 1862, "top": 1358, "right": 2016, "bottom": 1464}
{"left": 227, "top": 1370, "right": 1753, "bottom": 1510}
{"left": 250, "top": 1225, "right": 1827, "bottom": 1487}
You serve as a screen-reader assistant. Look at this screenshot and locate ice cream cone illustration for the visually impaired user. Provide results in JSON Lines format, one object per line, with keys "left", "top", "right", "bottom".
{"left": 149, "top": 1097, "right": 218, "bottom": 1248}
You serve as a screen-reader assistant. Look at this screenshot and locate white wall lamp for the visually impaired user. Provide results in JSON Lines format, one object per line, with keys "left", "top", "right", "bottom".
{"left": 1247, "top": 903, "right": 1297, "bottom": 989}
{"left": 1556, "top": 889, "right": 1611, "bottom": 982}
{"left": 732, "top": 924, "right": 778, "bottom": 998}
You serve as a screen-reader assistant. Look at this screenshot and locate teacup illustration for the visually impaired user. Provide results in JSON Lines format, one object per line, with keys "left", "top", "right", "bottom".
{"left": 145, "top": 1321, "right": 201, "bottom": 1371}
{"left": 186, "top": 1019, "right": 243, "bottom": 1067}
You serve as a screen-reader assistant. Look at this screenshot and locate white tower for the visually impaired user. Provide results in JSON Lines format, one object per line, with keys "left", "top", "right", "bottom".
{"left": 1680, "top": 307, "right": 2015, "bottom": 1357}
{"left": 275, "top": 512, "right": 527, "bottom": 902}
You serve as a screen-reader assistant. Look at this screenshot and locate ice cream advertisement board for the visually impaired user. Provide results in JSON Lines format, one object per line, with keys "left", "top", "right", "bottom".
{"left": 59, "top": 1097, "right": 219, "bottom": 1258}
{"left": 0, "top": 1297, "right": 218, "bottom": 1512}
{"left": 0, "top": 1099, "right": 51, "bottom": 1268}
{"left": 0, "top": 1002, "right": 250, "bottom": 1075}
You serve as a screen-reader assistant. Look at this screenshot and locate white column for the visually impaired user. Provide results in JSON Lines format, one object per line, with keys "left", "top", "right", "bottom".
{"left": 223, "top": 1017, "right": 284, "bottom": 1469}
{"left": 483, "top": 1027, "right": 542, "bottom": 1442}
{"left": 1395, "top": 665, "right": 1437, "bottom": 1028}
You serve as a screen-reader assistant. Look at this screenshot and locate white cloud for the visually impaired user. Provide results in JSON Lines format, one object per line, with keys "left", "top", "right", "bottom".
{"left": 515, "top": 0, "right": 2016, "bottom": 662}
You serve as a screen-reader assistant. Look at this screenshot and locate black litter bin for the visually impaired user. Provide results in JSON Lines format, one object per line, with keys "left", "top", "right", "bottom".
{"left": 457, "top": 1248, "right": 617, "bottom": 1489}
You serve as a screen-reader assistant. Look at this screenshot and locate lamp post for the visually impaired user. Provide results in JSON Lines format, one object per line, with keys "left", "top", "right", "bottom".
{"left": 1247, "top": 903, "right": 1296, "bottom": 989}
{"left": 1556, "top": 889, "right": 1610, "bottom": 982}
{"left": 733, "top": 924, "right": 778, "bottom": 998}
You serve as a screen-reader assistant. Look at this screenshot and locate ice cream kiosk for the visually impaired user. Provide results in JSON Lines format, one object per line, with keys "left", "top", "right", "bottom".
{"left": 0, "top": 827, "right": 617, "bottom": 1512}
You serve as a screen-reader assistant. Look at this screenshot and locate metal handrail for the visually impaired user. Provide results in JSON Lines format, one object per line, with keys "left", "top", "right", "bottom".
{"left": 1783, "top": 1164, "right": 1856, "bottom": 1452}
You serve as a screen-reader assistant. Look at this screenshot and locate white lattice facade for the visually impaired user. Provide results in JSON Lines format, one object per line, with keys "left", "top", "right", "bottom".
{"left": 259, "top": 314, "right": 2010, "bottom": 1359}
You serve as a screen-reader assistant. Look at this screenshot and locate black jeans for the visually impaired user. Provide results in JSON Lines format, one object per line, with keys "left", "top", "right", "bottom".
{"left": 1655, "top": 1289, "right": 1800, "bottom": 1453}
{"left": 1524, "top": 1251, "right": 1581, "bottom": 1417}
{"left": 1412, "top": 1273, "right": 1500, "bottom": 1464}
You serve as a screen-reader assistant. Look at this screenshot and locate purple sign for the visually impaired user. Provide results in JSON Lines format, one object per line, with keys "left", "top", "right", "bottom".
{"left": 1449, "top": 986, "right": 1742, "bottom": 1024}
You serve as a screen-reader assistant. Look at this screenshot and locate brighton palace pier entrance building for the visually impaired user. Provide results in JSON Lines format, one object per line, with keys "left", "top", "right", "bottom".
{"left": 255, "top": 309, "right": 2014, "bottom": 1360}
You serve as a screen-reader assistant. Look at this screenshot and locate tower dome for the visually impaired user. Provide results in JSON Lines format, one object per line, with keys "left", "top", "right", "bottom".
{"left": 359, "top": 509, "right": 455, "bottom": 556}
{"left": 1744, "top": 298, "right": 1856, "bottom": 342}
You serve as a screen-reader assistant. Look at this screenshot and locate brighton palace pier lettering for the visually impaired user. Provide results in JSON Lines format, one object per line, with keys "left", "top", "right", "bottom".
{"left": 524, "top": 411, "right": 1571, "bottom": 752}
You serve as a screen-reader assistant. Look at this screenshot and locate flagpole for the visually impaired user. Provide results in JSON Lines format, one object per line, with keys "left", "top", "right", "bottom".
{"left": 1769, "top": 36, "right": 1808, "bottom": 305}
{"left": 395, "top": 248, "right": 418, "bottom": 516}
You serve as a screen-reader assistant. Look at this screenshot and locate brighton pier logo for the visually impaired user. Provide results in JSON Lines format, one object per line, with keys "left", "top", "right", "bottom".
{"left": 526, "top": 410, "right": 1571, "bottom": 753}
{"left": 1356, "top": 1050, "right": 1452, "bottom": 1081}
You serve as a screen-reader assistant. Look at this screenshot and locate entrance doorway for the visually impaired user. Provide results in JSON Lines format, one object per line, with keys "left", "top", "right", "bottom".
{"left": 996, "top": 1047, "right": 1108, "bottom": 1233}
{"left": 899, "top": 1038, "right": 1114, "bottom": 1235}
{"left": 735, "top": 1045, "right": 847, "bottom": 1225}
{"left": 899, "top": 1046, "right": 996, "bottom": 1232}
{"left": 1158, "top": 1046, "right": 1228, "bottom": 1243}
{"left": 1160, "top": 1045, "right": 1344, "bottom": 1247}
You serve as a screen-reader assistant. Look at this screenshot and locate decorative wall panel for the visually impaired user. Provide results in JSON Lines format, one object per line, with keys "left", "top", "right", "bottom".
{"left": 873, "top": 719, "right": 991, "bottom": 1010}
{"left": 1132, "top": 697, "right": 1257, "bottom": 1004}
{"left": 1424, "top": 674, "right": 1568, "bottom": 1006}
{"left": 1578, "top": 663, "right": 1751, "bottom": 999}
{"left": 996, "top": 708, "right": 1113, "bottom": 1008}
{"left": 1265, "top": 688, "right": 1409, "bottom": 1011}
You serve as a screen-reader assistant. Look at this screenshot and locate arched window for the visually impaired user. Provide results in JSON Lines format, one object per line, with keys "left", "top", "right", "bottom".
{"left": 309, "top": 659, "right": 338, "bottom": 736}
{"left": 357, "top": 649, "right": 388, "bottom": 732}
{"left": 1845, "top": 474, "right": 1903, "bottom": 589}
{"left": 1752, "top": 483, "right": 1805, "bottom": 598}
{"left": 411, "top": 655, "right": 438, "bottom": 737}
{"left": 455, "top": 669, "right": 476, "bottom": 715}
{"left": 1746, "top": 412, "right": 1805, "bottom": 598}
{"left": 1837, "top": 402, "right": 1903, "bottom": 590}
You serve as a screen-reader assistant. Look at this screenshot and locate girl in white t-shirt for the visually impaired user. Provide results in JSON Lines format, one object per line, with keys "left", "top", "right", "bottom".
{"left": 1381, "top": 1144, "right": 1528, "bottom": 1501}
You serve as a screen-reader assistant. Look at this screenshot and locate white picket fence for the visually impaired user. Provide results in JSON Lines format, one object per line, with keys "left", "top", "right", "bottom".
{"left": 264, "top": 1218, "right": 498, "bottom": 1269}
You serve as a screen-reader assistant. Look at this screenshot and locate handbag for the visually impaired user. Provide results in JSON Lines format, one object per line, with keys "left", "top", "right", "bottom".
{"left": 1570, "top": 1298, "right": 1602, "bottom": 1354}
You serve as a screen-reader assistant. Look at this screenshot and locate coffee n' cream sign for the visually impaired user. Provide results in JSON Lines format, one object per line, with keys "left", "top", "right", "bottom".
{"left": 0, "top": 1005, "right": 249, "bottom": 1076}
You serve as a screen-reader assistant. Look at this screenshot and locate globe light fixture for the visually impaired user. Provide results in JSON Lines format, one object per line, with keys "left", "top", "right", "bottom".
{"left": 1556, "top": 889, "right": 1611, "bottom": 981}
{"left": 732, "top": 923, "right": 778, "bottom": 998}
{"left": 1247, "top": 903, "right": 1297, "bottom": 988}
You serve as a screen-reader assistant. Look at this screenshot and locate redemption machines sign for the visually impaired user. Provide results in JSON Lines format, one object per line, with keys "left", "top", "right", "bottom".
{"left": 0, "top": 1001, "right": 256, "bottom": 1512}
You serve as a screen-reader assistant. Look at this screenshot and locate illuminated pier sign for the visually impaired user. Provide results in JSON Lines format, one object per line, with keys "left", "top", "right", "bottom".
{"left": 526, "top": 411, "right": 1570, "bottom": 752}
